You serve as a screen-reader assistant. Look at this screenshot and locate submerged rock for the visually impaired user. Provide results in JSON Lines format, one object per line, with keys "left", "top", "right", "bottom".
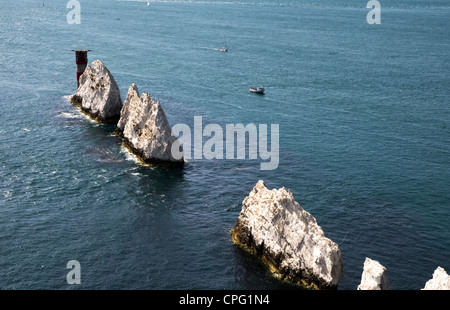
{"left": 71, "top": 59, "right": 122, "bottom": 123}
{"left": 231, "top": 180, "right": 344, "bottom": 289}
{"left": 115, "top": 83, "right": 184, "bottom": 167}
{"left": 422, "top": 267, "right": 450, "bottom": 290}
{"left": 357, "top": 258, "right": 390, "bottom": 290}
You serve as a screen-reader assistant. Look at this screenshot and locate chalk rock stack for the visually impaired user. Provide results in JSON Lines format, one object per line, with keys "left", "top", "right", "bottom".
{"left": 422, "top": 267, "right": 450, "bottom": 290}
{"left": 357, "top": 258, "right": 390, "bottom": 290}
{"left": 231, "top": 180, "right": 344, "bottom": 289}
{"left": 115, "top": 83, "right": 184, "bottom": 167}
{"left": 71, "top": 60, "right": 122, "bottom": 123}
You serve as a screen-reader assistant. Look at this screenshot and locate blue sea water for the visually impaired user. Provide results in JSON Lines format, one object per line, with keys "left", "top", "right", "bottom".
{"left": 0, "top": 0, "right": 449, "bottom": 290}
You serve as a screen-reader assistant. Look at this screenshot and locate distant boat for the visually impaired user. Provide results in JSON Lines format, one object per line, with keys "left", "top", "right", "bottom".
{"left": 219, "top": 36, "right": 228, "bottom": 52}
{"left": 250, "top": 86, "right": 265, "bottom": 94}
{"left": 147, "top": 0, "right": 150, "bottom": 6}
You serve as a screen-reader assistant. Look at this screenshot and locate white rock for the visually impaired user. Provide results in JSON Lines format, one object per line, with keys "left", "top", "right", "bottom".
{"left": 115, "top": 83, "right": 184, "bottom": 166}
{"left": 422, "top": 267, "right": 450, "bottom": 290}
{"left": 231, "top": 180, "right": 344, "bottom": 289}
{"left": 72, "top": 60, "right": 122, "bottom": 123}
{"left": 357, "top": 257, "right": 390, "bottom": 290}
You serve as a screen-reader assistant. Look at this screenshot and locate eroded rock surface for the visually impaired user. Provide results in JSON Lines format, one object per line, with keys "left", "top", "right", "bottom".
{"left": 357, "top": 257, "right": 390, "bottom": 290}
{"left": 231, "top": 180, "right": 344, "bottom": 289}
{"left": 71, "top": 59, "right": 122, "bottom": 123}
{"left": 115, "top": 83, "right": 183, "bottom": 167}
{"left": 423, "top": 267, "right": 450, "bottom": 290}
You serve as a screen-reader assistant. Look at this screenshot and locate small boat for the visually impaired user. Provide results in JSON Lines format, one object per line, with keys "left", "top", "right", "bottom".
{"left": 250, "top": 86, "right": 265, "bottom": 94}
{"left": 147, "top": 0, "right": 150, "bottom": 6}
{"left": 219, "top": 36, "right": 228, "bottom": 52}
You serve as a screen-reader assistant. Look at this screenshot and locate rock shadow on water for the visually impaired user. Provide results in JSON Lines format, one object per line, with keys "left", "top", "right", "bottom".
{"left": 123, "top": 163, "right": 187, "bottom": 214}
{"left": 84, "top": 145, "right": 123, "bottom": 164}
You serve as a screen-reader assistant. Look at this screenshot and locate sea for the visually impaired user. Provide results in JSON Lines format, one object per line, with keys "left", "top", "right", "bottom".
{"left": 0, "top": 0, "right": 449, "bottom": 291}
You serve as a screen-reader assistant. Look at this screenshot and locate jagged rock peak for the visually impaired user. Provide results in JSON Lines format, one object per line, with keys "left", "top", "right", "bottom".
{"left": 231, "top": 180, "right": 344, "bottom": 289}
{"left": 357, "top": 257, "right": 390, "bottom": 290}
{"left": 423, "top": 267, "right": 450, "bottom": 290}
{"left": 115, "top": 83, "right": 184, "bottom": 167}
{"left": 71, "top": 59, "right": 122, "bottom": 124}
